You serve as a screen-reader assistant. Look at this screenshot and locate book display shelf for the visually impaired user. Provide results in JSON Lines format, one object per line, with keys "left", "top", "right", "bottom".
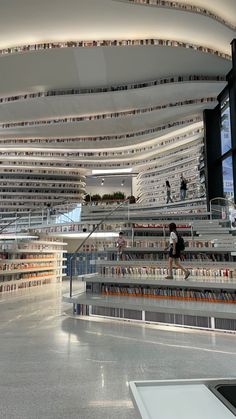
{"left": 64, "top": 219, "right": 236, "bottom": 332}
{"left": 0, "top": 237, "right": 66, "bottom": 293}
{"left": 136, "top": 137, "right": 205, "bottom": 205}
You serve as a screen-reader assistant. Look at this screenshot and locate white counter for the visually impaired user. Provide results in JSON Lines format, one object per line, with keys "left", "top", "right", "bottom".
{"left": 130, "top": 379, "right": 235, "bottom": 419}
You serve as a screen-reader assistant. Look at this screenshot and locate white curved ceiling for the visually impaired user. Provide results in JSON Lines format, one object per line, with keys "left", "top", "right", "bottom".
{"left": 165, "top": 0, "right": 236, "bottom": 26}
{"left": 0, "top": 46, "right": 230, "bottom": 96}
{"left": 0, "top": 103, "right": 213, "bottom": 139}
{"left": 0, "top": 81, "right": 225, "bottom": 122}
{"left": 0, "top": 0, "right": 235, "bottom": 53}
{"left": 0, "top": 0, "right": 235, "bottom": 211}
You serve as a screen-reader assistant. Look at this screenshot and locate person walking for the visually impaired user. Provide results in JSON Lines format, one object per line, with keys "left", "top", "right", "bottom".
{"left": 166, "top": 180, "right": 173, "bottom": 203}
{"left": 180, "top": 174, "right": 187, "bottom": 200}
{"left": 165, "top": 223, "right": 190, "bottom": 280}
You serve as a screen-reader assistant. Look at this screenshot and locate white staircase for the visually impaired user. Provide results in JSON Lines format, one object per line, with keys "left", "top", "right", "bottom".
{"left": 192, "top": 219, "right": 235, "bottom": 251}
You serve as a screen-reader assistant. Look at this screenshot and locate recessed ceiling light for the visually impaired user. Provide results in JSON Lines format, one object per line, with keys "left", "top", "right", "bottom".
{"left": 92, "top": 168, "right": 133, "bottom": 175}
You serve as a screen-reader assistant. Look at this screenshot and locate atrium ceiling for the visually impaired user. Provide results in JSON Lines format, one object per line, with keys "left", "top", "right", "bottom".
{"left": 0, "top": 0, "right": 235, "bottom": 211}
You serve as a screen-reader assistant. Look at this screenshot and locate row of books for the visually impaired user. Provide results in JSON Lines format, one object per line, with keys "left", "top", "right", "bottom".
{"left": 0, "top": 262, "right": 55, "bottom": 271}
{"left": 0, "top": 244, "right": 62, "bottom": 252}
{"left": 107, "top": 253, "right": 231, "bottom": 262}
{"left": 130, "top": 240, "right": 215, "bottom": 248}
{"left": 1, "top": 168, "right": 80, "bottom": 176}
{"left": 133, "top": 224, "right": 191, "bottom": 229}
{"left": 100, "top": 266, "right": 235, "bottom": 278}
{"left": 0, "top": 271, "right": 55, "bottom": 283}
{"left": 0, "top": 39, "right": 226, "bottom": 57}
{"left": 21, "top": 271, "right": 55, "bottom": 280}
{"left": 101, "top": 285, "right": 236, "bottom": 304}
{"left": 0, "top": 253, "right": 54, "bottom": 260}
{"left": 0, "top": 278, "right": 52, "bottom": 293}
{"left": 68, "top": 242, "right": 219, "bottom": 254}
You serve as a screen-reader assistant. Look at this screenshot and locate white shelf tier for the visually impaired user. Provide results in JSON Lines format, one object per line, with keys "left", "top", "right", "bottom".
{"left": 122, "top": 227, "right": 193, "bottom": 232}
{"left": 0, "top": 249, "right": 67, "bottom": 254}
{"left": 84, "top": 276, "right": 236, "bottom": 290}
{"left": 126, "top": 234, "right": 225, "bottom": 240}
{"left": 81, "top": 213, "right": 211, "bottom": 223}
{"left": 105, "top": 247, "right": 235, "bottom": 253}
{"left": 0, "top": 275, "right": 56, "bottom": 286}
{"left": 0, "top": 258, "right": 60, "bottom": 264}
{"left": 29, "top": 240, "right": 67, "bottom": 246}
{"left": 94, "top": 260, "right": 236, "bottom": 268}
{"left": 63, "top": 292, "right": 236, "bottom": 320}
{"left": 0, "top": 266, "right": 58, "bottom": 276}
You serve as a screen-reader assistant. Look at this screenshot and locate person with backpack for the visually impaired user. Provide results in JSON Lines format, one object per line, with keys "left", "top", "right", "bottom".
{"left": 165, "top": 223, "right": 190, "bottom": 280}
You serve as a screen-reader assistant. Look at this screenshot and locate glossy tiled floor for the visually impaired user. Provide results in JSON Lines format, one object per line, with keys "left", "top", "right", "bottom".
{"left": 1, "top": 282, "right": 236, "bottom": 419}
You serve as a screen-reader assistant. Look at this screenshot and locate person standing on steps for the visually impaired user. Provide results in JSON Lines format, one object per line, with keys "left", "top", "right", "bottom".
{"left": 180, "top": 174, "right": 188, "bottom": 200}
{"left": 116, "top": 231, "right": 126, "bottom": 260}
{"left": 165, "top": 223, "right": 190, "bottom": 280}
{"left": 166, "top": 180, "right": 173, "bottom": 203}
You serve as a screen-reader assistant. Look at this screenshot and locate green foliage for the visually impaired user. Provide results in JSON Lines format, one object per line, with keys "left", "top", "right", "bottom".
{"left": 102, "top": 192, "right": 126, "bottom": 201}
{"left": 91, "top": 194, "right": 102, "bottom": 201}
{"left": 86, "top": 192, "right": 126, "bottom": 202}
{"left": 85, "top": 194, "right": 91, "bottom": 202}
{"left": 113, "top": 191, "right": 125, "bottom": 199}
{"left": 102, "top": 194, "right": 112, "bottom": 201}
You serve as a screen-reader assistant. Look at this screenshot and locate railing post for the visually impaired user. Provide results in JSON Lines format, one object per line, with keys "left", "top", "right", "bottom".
{"left": 209, "top": 197, "right": 236, "bottom": 222}
{"left": 191, "top": 223, "right": 194, "bottom": 243}
{"left": 209, "top": 199, "right": 212, "bottom": 220}
{"left": 163, "top": 225, "right": 166, "bottom": 239}
{"left": 131, "top": 226, "right": 134, "bottom": 247}
{"left": 69, "top": 256, "right": 74, "bottom": 298}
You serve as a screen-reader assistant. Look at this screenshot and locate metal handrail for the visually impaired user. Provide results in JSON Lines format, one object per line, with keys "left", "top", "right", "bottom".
{"left": 0, "top": 210, "right": 39, "bottom": 234}
{"left": 0, "top": 198, "right": 70, "bottom": 234}
{"left": 210, "top": 197, "right": 235, "bottom": 207}
{"left": 209, "top": 197, "right": 236, "bottom": 220}
{"left": 69, "top": 198, "right": 130, "bottom": 297}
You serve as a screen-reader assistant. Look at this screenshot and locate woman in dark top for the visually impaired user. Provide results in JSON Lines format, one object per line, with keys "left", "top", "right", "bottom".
{"left": 166, "top": 180, "right": 173, "bottom": 203}
{"left": 165, "top": 223, "right": 190, "bottom": 280}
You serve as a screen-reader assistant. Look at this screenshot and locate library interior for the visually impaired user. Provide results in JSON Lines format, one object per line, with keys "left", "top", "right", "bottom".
{"left": 1, "top": 1, "right": 236, "bottom": 418}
